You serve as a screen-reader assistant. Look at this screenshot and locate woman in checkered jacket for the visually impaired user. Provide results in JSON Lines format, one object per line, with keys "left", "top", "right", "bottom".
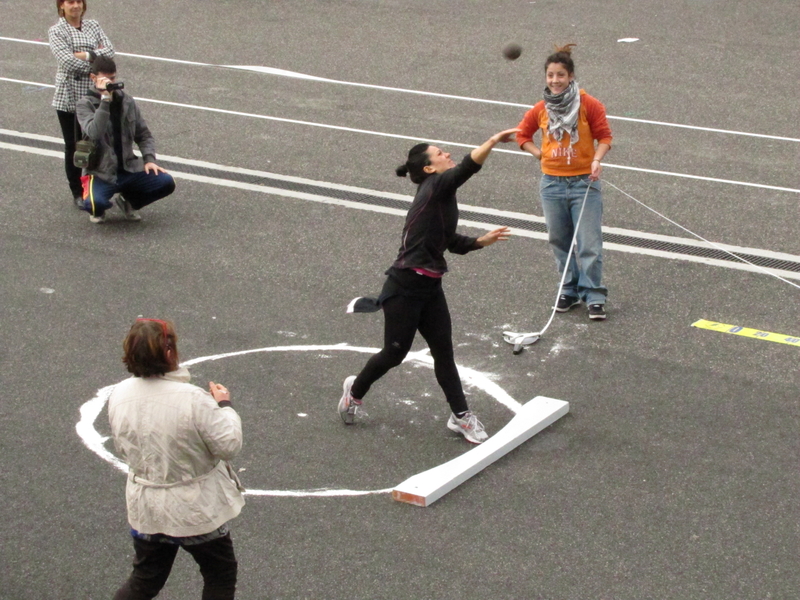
{"left": 48, "top": 0, "right": 114, "bottom": 208}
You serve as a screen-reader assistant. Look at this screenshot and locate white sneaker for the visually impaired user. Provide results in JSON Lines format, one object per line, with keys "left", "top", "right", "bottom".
{"left": 337, "top": 376, "right": 362, "bottom": 424}
{"left": 115, "top": 195, "right": 141, "bottom": 221}
{"left": 89, "top": 213, "right": 106, "bottom": 224}
{"left": 447, "top": 411, "right": 489, "bottom": 444}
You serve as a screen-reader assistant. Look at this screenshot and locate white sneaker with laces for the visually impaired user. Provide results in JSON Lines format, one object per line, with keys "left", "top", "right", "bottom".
{"left": 447, "top": 411, "right": 489, "bottom": 444}
{"left": 337, "top": 376, "right": 362, "bottom": 424}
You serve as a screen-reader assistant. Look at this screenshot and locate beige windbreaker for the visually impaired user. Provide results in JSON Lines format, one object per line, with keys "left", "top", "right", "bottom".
{"left": 108, "top": 367, "right": 245, "bottom": 537}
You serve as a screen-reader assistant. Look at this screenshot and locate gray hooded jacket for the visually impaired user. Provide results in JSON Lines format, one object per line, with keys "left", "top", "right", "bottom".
{"left": 75, "top": 89, "right": 157, "bottom": 184}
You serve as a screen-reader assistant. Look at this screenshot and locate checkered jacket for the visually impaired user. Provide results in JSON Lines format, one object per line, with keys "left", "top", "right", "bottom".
{"left": 48, "top": 17, "right": 114, "bottom": 112}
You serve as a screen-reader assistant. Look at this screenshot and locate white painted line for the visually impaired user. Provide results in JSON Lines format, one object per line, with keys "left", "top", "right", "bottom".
{"left": 600, "top": 242, "right": 800, "bottom": 282}
{"left": 0, "top": 141, "right": 62, "bottom": 158}
{"left": 76, "top": 344, "right": 523, "bottom": 498}
{"left": 595, "top": 163, "right": 798, "bottom": 194}
{"left": 2, "top": 36, "right": 797, "bottom": 143}
{"left": 2, "top": 82, "right": 798, "bottom": 195}
{"left": 393, "top": 396, "right": 570, "bottom": 507}
{"left": 5, "top": 127, "right": 798, "bottom": 256}
{"left": 3, "top": 134, "right": 799, "bottom": 280}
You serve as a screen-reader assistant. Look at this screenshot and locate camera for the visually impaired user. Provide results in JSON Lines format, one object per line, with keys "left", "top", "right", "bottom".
{"left": 106, "top": 81, "right": 124, "bottom": 92}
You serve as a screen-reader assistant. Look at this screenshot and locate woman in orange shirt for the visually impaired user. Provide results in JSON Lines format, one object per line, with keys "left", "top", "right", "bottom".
{"left": 516, "top": 44, "right": 613, "bottom": 320}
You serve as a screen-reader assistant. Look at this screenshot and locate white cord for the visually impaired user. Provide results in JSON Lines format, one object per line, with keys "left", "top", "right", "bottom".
{"left": 535, "top": 182, "right": 594, "bottom": 338}
{"left": 603, "top": 180, "right": 800, "bottom": 290}
{"left": 504, "top": 182, "right": 593, "bottom": 351}
{"left": 505, "top": 176, "right": 799, "bottom": 353}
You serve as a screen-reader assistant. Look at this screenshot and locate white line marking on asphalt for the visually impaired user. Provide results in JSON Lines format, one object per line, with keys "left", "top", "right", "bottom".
{"left": 2, "top": 133, "right": 798, "bottom": 280}
{"left": 1, "top": 81, "right": 797, "bottom": 194}
{"left": 76, "top": 344, "right": 522, "bottom": 498}
{"left": 2, "top": 36, "right": 798, "bottom": 143}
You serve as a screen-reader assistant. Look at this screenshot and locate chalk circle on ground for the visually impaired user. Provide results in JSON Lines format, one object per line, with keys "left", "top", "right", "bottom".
{"left": 76, "top": 343, "right": 524, "bottom": 498}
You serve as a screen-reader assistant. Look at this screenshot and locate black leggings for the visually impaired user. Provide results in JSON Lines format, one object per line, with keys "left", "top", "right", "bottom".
{"left": 352, "top": 277, "right": 468, "bottom": 415}
{"left": 56, "top": 109, "right": 83, "bottom": 198}
{"left": 114, "top": 533, "right": 237, "bottom": 600}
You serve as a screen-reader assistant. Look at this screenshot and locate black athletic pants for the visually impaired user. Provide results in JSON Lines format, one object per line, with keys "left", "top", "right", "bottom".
{"left": 113, "top": 533, "right": 237, "bottom": 600}
{"left": 56, "top": 110, "right": 83, "bottom": 199}
{"left": 351, "top": 270, "right": 469, "bottom": 415}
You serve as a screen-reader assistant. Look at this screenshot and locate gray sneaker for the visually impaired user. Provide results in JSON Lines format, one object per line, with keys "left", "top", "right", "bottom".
{"left": 447, "top": 411, "right": 489, "bottom": 444}
{"left": 89, "top": 213, "right": 106, "bottom": 224}
{"left": 115, "top": 195, "right": 141, "bottom": 221}
{"left": 337, "top": 376, "right": 361, "bottom": 424}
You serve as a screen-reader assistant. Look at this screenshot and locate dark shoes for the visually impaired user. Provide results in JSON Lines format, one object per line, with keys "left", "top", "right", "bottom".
{"left": 556, "top": 295, "right": 607, "bottom": 320}
{"left": 588, "top": 304, "right": 607, "bottom": 320}
{"left": 115, "top": 195, "right": 142, "bottom": 221}
{"left": 555, "top": 294, "right": 580, "bottom": 312}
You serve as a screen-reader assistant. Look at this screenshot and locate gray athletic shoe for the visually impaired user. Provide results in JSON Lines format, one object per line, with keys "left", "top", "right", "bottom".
{"left": 337, "top": 376, "right": 361, "bottom": 424}
{"left": 89, "top": 213, "right": 106, "bottom": 224}
{"left": 115, "top": 195, "right": 141, "bottom": 221}
{"left": 447, "top": 411, "right": 489, "bottom": 444}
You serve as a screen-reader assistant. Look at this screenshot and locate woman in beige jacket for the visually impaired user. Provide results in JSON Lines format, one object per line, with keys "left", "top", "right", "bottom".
{"left": 108, "top": 318, "right": 245, "bottom": 599}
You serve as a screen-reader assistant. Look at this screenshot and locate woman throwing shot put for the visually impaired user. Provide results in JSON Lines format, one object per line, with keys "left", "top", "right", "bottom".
{"left": 48, "top": 0, "right": 114, "bottom": 208}
{"left": 516, "top": 44, "right": 613, "bottom": 320}
{"left": 339, "top": 128, "right": 518, "bottom": 444}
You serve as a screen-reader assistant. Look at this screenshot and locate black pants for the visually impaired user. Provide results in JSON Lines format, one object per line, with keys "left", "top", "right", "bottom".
{"left": 56, "top": 110, "right": 83, "bottom": 198}
{"left": 114, "top": 533, "right": 238, "bottom": 600}
{"left": 352, "top": 270, "right": 469, "bottom": 415}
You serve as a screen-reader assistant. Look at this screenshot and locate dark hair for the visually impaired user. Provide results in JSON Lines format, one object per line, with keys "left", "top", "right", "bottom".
{"left": 91, "top": 55, "right": 116, "bottom": 75}
{"left": 57, "top": 0, "right": 86, "bottom": 18}
{"left": 544, "top": 43, "right": 577, "bottom": 75}
{"left": 122, "top": 319, "right": 178, "bottom": 377}
{"left": 396, "top": 143, "right": 431, "bottom": 185}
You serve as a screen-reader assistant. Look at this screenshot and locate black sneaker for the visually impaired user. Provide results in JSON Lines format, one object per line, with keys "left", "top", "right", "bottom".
{"left": 555, "top": 294, "right": 580, "bottom": 312}
{"left": 73, "top": 194, "right": 85, "bottom": 210}
{"left": 588, "top": 304, "right": 607, "bottom": 320}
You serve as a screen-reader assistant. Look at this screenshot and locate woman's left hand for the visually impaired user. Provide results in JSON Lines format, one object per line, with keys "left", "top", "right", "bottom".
{"left": 491, "top": 128, "right": 521, "bottom": 145}
{"left": 209, "top": 381, "right": 231, "bottom": 403}
{"left": 477, "top": 226, "right": 511, "bottom": 247}
{"left": 589, "top": 160, "right": 602, "bottom": 181}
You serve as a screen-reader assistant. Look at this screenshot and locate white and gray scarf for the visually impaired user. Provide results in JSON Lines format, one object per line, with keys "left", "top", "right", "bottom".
{"left": 543, "top": 80, "right": 581, "bottom": 144}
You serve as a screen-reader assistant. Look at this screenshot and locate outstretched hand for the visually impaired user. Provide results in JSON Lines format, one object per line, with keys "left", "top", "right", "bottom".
{"left": 476, "top": 226, "right": 511, "bottom": 248}
{"left": 490, "top": 128, "right": 521, "bottom": 144}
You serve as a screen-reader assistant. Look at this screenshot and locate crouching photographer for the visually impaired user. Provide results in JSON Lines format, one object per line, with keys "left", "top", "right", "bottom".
{"left": 75, "top": 56, "right": 175, "bottom": 223}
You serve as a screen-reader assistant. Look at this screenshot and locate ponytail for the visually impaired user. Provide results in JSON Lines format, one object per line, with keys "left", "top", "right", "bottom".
{"left": 397, "top": 143, "right": 431, "bottom": 185}
{"left": 544, "top": 43, "right": 576, "bottom": 74}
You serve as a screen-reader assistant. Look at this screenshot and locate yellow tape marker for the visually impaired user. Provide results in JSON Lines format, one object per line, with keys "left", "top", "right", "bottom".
{"left": 692, "top": 319, "right": 800, "bottom": 347}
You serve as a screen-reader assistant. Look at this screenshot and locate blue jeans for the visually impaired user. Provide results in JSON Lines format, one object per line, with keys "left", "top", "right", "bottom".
{"left": 80, "top": 169, "right": 176, "bottom": 216}
{"left": 539, "top": 174, "right": 607, "bottom": 305}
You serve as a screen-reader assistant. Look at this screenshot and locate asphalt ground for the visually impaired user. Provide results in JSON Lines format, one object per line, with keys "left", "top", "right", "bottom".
{"left": 1, "top": 1, "right": 799, "bottom": 598}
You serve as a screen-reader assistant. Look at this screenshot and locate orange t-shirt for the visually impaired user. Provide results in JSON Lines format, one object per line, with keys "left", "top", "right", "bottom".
{"left": 516, "top": 90, "right": 613, "bottom": 177}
